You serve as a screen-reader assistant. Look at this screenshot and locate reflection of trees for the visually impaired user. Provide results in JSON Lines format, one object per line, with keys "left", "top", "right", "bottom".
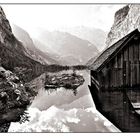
{"left": 73, "top": 89, "right": 78, "bottom": 96}
{"left": 45, "top": 64, "right": 87, "bottom": 73}
{"left": 19, "top": 111, "right": 30, "bottom": 124}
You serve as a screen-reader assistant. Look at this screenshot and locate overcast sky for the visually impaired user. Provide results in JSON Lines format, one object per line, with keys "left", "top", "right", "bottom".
{"left": 2, "top": 5, "right": 125, "bottom": 37}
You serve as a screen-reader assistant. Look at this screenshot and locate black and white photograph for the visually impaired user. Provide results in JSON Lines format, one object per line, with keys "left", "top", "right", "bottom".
{"left": 0, "top": 2, "right": 140, "bottom": 133}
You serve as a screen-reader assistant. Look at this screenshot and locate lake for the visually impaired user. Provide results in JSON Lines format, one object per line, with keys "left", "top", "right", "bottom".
{"left": 8, "top": 70, "right": 120, "bottom": 132}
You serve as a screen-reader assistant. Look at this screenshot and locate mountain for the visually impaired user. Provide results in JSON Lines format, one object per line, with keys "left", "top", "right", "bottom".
{"left": 35, "top": 30, "right": 99, "bottom": 65}
{"left": 106, "top": 4, "right": 140, "bottom": 47}
{"left": 0, "top": 7, "right": 45, "bottom": 82}
{"left": 59, "top": 26, "right": 107, "bottom": 51}
{"left": 86, "top": 4, "right": 139, "bottom": 67}
{"left": 12, "top": 24, "right": 58, "bottom": 65}
{"left": 0, "top": 6, "right": 49, "bottom": 132}
{"left": 33, "top": 39, "right": 62, "bottom": 64}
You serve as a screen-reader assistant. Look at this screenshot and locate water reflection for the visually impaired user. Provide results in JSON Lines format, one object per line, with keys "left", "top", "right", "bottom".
{"left": 9, "top": 70, "right": 120, "bottom": 132}
{"left": 31, "top": 70, "right": 92, "bottom": 110}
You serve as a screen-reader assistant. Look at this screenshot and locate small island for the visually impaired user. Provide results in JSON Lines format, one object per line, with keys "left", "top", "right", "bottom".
{"left": 45, "top": 72, "right": 85, "bottom": 95}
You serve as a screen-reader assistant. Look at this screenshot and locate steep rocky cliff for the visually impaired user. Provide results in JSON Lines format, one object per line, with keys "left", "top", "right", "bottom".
{"left": 0, "top": 7, "right": 45, "bottom": 82}
{"left": 0, "top": 6, "right": 46, "bottom": 132}
{"left": 106, "top": 4, "right": 140, "bottom": 47}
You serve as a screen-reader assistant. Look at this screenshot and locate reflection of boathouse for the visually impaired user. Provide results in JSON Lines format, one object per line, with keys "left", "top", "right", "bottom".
{"left": 89, "top": 29, "right": 140, "bottom": 132}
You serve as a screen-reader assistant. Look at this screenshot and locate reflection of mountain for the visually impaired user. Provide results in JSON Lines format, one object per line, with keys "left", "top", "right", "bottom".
{"left": 59, "top": 26, "right": 107, "bottom": 51}
{"left": 59, "top": 95, "right": 95, "bottom": 110}
{"left": 9, "top": 105, "right": 119, "bottom": 132}
{"left": 12, "top": 24, "right": 59, "bottom": 65}
{"left": 35, "top": 30, "right": 99, "bottom": 65}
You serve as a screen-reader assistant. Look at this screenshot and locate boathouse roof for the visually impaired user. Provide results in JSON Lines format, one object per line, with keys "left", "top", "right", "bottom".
{"left": 90, "top": 29, "right": 140, "bottom": 72}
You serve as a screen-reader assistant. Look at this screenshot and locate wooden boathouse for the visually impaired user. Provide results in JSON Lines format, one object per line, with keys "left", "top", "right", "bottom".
{"left": 89, "top": 29, "right": 140, "bottom": 132}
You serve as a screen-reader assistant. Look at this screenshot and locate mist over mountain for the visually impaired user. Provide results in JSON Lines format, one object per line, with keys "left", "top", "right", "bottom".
{"left": 12, "top": 24, "right": 59, "bottom": 65}
{"left": 12, "top": 25, "right": 99, "bottom": 65}
{"left": 34, "top": 29, "right": 99, "bottom": 65}
{"left": 59, "top": 26, "right": 107, "bottom": 51}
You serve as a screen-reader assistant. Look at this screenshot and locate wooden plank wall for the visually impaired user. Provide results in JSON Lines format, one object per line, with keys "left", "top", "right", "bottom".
{"left": 99, "top": 38, "right": 140, "bottom": 89}
{"left": 90, "top": 37, "right": 140, "bottom": 132}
